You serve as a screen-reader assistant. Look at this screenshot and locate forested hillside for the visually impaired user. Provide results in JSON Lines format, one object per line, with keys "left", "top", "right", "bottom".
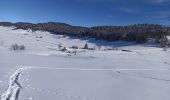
{"left": 0, "top": 22, "right": 170, "bottom": 46}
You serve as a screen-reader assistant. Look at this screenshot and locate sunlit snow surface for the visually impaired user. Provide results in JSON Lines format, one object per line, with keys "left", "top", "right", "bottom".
{"left": 0, "top": 26, "right": 170, "bottom": 100}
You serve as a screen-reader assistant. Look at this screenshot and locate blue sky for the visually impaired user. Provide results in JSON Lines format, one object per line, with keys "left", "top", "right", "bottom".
{"left": 0, "top": 0, "right": 170, "bottom": 26}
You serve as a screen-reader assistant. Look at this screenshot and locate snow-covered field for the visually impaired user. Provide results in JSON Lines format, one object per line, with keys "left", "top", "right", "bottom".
{"left": 0, "top": 26, "right": 170, "bottom": 100}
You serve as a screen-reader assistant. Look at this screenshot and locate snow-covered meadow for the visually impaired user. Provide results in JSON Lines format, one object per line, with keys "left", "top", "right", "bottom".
{"left": 0, "top": 26, "right": 170, "bottom": 100}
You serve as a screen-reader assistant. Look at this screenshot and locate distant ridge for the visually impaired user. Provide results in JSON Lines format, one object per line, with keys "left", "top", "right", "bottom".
{"left": 0, "top": 22, "right": 170, "bottom": 46}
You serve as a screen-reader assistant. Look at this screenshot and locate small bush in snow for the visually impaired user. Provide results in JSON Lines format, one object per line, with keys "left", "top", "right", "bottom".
{"left": 11, "top": 44, "right": 26, "bottom": 51}
{"left": 20, "top": 45, "right": 26, "bottom": 50}
{"left": 83, "top": 43, "right": 88, "bottom": 49}
{"left": 11, "top": 44, "right": 20, "bottom": 50}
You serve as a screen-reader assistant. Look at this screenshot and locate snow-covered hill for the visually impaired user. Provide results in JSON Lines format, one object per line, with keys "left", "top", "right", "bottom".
{"left": 0, "top": 26, "right": 170, "bottom": 100}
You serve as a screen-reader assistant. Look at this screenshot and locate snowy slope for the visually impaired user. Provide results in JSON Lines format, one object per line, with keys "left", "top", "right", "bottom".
{"left": 0, "top": 26, "right": 170, "bottom": 100}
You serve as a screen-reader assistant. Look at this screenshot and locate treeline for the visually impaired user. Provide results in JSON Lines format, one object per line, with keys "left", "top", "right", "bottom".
{"left": 0, "top": 22, "right": 170, "bottom": 46}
